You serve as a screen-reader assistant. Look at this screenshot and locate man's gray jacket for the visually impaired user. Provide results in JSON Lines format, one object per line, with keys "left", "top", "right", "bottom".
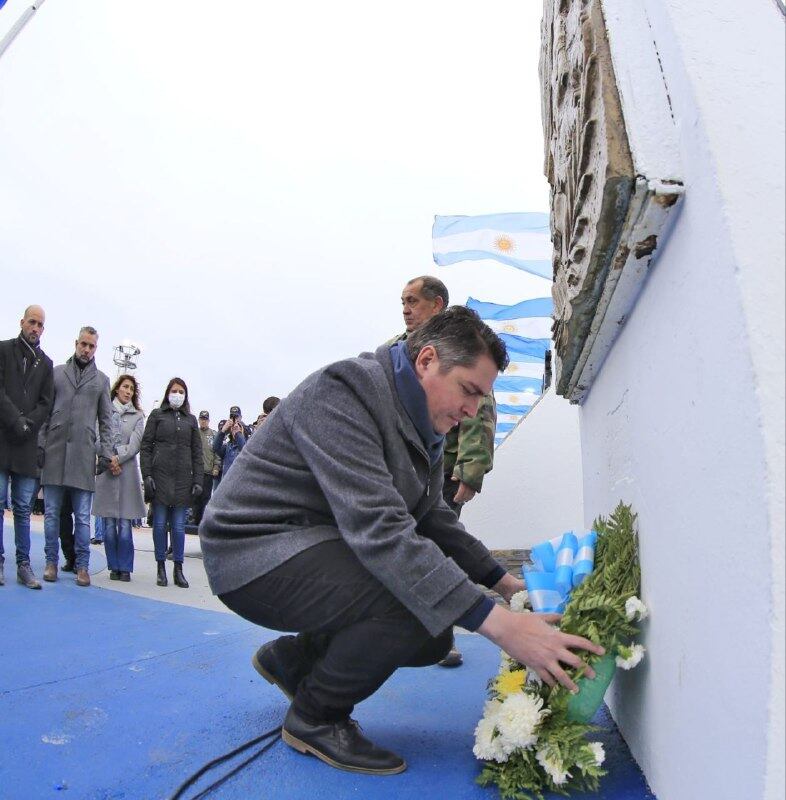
{"left": 39, "top": 358, "right": 113, "bottom": 492}
{"left": 200, "top": 344, "right": 504, "bottom": 637}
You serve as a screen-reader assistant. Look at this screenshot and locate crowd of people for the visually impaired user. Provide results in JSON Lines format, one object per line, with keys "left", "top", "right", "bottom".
{"left": 0, "top": 303, "right": 279, "bottom": 590}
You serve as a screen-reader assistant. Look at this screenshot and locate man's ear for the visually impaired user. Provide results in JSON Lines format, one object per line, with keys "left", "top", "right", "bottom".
{"left": 433, "top": 296, "right": 445, "bottom": 313}
{"left": 414, "top": 344, "right": 438, "bottom": 376}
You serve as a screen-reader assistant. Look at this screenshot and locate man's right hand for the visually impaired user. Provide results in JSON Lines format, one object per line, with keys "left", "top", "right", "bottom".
{"left": 477, "top": 604, "right": 605, "bottom": 693}
{"left": 222, "top": 420, "right": 233, "bottom": 433}
{"left": 13, "top": 416, "right": 32, "bottom": 439}
{"left": 144, "top": 476, "right": 156, "bottom": 495}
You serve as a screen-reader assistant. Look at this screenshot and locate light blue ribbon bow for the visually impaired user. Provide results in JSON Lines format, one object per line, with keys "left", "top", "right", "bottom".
{"left": 522, "top": 530, "right": 597, "bottom": 612}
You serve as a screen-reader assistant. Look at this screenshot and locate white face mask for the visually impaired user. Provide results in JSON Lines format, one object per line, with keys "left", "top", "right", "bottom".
{"left": 168, "top": 392, "right": 185, "bottom": 409}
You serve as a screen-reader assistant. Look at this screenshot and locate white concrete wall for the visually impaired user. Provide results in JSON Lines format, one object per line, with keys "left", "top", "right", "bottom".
{"left": 580, "top": 2, "right": 785, "bottom": 799}
{"left": 462, "top": 389, "right": 584, "bottom": 550}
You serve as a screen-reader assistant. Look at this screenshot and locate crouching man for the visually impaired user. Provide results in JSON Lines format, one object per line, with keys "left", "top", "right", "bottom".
{"left": 199, "top": 307, "right": 603, "bottom": 775}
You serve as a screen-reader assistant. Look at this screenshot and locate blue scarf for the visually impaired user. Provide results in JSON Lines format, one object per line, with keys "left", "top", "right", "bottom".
{"left": 390, "top": 341, "right": 444, "bottom": 466}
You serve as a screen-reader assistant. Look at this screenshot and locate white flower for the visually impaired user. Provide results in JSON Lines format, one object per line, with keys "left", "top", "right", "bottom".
{"left": 616, "top": 643, "right": 645, "bottom": 670}
{"left": 536, "top": 747, "right": 571, "bottom": 785}
{"left": 587, "top": 741, "right": 605, "bottom": 766}
{"left": 510, "top": 590, "right": 530, "bottom": 612}
{"left": 473, "top": 716, "right": 508, "bottom": 762}
{"left": 495, "top": 692, "right": 548, "bottom": 753}
{"left": 482, "top": 699, "right": 503, "bottom": 722}
{"left": 625, "top": 596, "right": 649, "bottom": 622}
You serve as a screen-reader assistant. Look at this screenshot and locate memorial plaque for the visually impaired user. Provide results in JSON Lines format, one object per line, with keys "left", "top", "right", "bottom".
{"left": 541, "top": 0, "right": 684, "bottom": 402}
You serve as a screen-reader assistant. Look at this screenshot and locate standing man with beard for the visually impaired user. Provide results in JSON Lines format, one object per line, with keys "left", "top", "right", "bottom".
{"left": 39, "top": 326, "right": 113, "bottom": 587}
{"left": 0, "top": 305, "right": 53, "bottom": 589}
{"left": 391, "top": 276, "right": 498, "bottom": 667}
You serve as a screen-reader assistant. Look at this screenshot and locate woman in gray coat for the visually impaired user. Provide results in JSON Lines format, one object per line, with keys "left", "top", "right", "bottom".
{"left": 92, "top": 374, "right": 146, "bottom": 581}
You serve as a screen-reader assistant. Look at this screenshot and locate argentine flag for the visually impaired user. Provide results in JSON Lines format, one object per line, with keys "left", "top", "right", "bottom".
{"left": 466, "top": 295, "right": 554, "bottom": 446}
{"left": 433, "top": 212, "right": 552, "bottom": 278}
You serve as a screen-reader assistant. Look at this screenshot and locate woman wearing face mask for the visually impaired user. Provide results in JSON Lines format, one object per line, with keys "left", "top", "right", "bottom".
{"left": 140, "top": 377, "right": 203, "bottom": 588}
{"left": 92, "top": 374, "right": 146, "bottom": 581}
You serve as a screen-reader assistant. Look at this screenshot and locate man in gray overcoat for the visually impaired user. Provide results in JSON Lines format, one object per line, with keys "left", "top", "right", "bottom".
{"left": 39, "top": 326, "right": 113, "bottom": 587}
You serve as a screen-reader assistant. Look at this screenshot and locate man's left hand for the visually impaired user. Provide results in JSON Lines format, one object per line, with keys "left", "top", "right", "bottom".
{"left": 492, "top": 572, "right": 526, "bottom": 604}
{"left": 451, "top": 478, "right": 476, "bottom": 505}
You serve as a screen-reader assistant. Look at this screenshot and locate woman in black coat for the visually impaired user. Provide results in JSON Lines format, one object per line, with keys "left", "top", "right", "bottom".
{"left": 139, "top": 377, "right": 202, "bottom": 588}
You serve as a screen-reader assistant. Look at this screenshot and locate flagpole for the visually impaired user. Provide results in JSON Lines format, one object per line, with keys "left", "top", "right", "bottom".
{"left": 0, "top": 0, "right": 47, "bottom": 61}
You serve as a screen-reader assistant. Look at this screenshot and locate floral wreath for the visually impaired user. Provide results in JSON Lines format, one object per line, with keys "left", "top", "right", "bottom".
{"left": 474, "top": 503, "right": 648, "bottom": 799}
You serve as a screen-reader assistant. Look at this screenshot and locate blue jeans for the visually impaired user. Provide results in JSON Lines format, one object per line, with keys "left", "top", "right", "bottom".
{"left": 152, "top": 503, "right": 187, "bottom": 562}
{"left": 44, "top": 486, "right": 93, "bottom": 570}
{"left": 103, "top": 518, "right": 134, "bottom": 573}
{"left": 0, "top": 470, "right": 37, "bottom": 565}
{"left": 93, "top": 515, "right": 105, "bottom": 542}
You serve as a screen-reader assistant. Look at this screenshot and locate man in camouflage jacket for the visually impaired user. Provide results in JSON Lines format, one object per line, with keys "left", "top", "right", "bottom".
{"left": 391, "top": 276, "right": 497, "bottom": 666}
{"left": 393, "top": 276, "right": 497, "bottom": 515}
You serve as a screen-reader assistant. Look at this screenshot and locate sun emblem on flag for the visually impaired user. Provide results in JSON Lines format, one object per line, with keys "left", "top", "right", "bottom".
{"left": 494, "top": 235, "right": 516, "bottom": 254}
{"left": 506, "top": 363, "right": 518, "bottom": 373}
{"left": 502, "top": 323, "right": 518, "bottom": 334}
{"left": 508, "top": 395, "right": 520, "bottom": 404}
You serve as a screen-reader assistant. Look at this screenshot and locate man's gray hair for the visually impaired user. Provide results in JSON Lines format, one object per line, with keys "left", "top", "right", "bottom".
{"left": 79, "top": 326, "right": 99, "bottom": 338}
{"left": 405, "top": 306, "right": 508, "bottom": 372}
{"left": 407, "top": 275, "right": 449, "bottom": 307}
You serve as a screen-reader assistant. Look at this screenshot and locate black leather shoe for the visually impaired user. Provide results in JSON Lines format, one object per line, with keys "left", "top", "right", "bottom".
{"left": 437, "top": 647, "right": 463, "bottom": 668}
{"left": 109, "top": 570, "right": 120, "bottom": 581}
{"left": 282, "top": 707, "right": 406, "bottom": 775}
{"left": 119, "top": 572, "right": 131, "bottom": 582}
{"left": 61, "top": 560, "right": 76, "bottom": 573}
{"left": 252, "top": 636, "right": 312, "bottom": 701}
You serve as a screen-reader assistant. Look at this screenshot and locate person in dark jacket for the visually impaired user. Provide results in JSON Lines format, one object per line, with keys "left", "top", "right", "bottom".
{"left": 140, "top": 377, "right": 202, "bottom": 589}
{"left": 200, "top": 308, "right": 603, "bottom": 776}
{"left": 212, "top": 405, "right": 250, "bottom": 478}
{"left": 0, "top": 305, "right": 53, "bottom": 589}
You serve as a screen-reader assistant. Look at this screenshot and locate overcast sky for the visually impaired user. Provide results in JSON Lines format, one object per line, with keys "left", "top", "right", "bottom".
{"left": 0, "top": 0, "right": 550, "bottom": 419}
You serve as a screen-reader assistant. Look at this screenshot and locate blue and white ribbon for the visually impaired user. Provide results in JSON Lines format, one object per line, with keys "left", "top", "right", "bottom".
{"left": 522, "top": 530, "right": 598, "bottom": 612}
{"left": 572, "top": 531, "right": 597, "bottom": 588}
{"left": 555, "top": 533, "right": 578, "bottom": 596}
{"left": 521, "top": 569, "right": 565, "bottom": 614}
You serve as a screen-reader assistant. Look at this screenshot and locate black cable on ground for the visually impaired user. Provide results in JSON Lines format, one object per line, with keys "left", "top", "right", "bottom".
{"left": 168, "top": 725, "right": 282, "bottom": 800}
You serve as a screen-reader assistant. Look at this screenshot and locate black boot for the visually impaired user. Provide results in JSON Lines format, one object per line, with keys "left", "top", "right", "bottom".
{"left": 173, "top": 561, "right": 189, "bottom": 589}
{"left": 156, "top": 561, "right": 168, "bottom": 587}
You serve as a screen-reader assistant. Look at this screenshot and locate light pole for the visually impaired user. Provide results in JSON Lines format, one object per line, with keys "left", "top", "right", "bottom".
{"left": 112, "top": 343, "right": 141, "bottom": 378}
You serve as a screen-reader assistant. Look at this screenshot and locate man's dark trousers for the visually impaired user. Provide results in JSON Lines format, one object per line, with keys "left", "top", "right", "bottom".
{"left": 58, "top": 491, "right": 75, "bottom": 565}
{"left": 220, "top": 539, "right": 453, "bottom": 724}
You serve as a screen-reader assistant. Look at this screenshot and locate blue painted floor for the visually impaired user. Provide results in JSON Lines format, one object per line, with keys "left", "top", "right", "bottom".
{"left": 0, "top": 528, "right": 655, "bottom": 800}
